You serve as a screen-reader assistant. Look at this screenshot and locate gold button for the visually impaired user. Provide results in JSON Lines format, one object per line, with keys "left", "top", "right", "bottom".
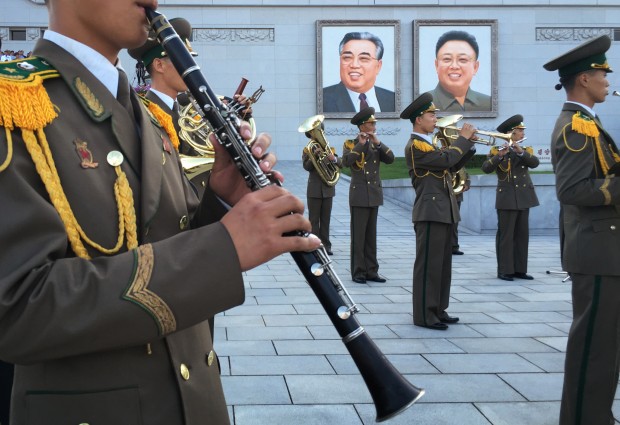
{"left": 179, "top": 215, "right": 189, "bottom": 230}
{"left": 201, "top": 180, "right": 206, "bottom": 187}
{"left": 207, "top": 350, "right": 215, "bottom": 366}
{"left": 611, "top": 225, "right": 616, "bottom": 231}
{"left": 515, "top": 185, "right": 518, "bottom": 187}
{"left": 180, "top": 363, "right": 190, "bottom": 380}
{"left": 432, "top": 196, "right": 436, "bottom": 200}
{"left": 523, "top": 184, "right": 526, "bottom": 187}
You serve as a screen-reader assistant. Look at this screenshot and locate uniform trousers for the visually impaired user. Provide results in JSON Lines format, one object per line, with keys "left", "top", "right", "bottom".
{"left": 307, "top": 196, "right": 333, "bottom": 251}
{"left": 350, "top": 206, "right": 379, "bottom": 280}
{"left": 496, "top": 209, "right": 530, "bottom": 275}
{"left": 560, "top": 273, "right": 620, "bottom": 425}
{"left": 413, "top": 221, "right": 453, "bottom": 326}
{"left": 0, "top": 360, "right": 12, "bottom": 425}
{"left": 452, "top": 200, "right": 462, "bottom": 251}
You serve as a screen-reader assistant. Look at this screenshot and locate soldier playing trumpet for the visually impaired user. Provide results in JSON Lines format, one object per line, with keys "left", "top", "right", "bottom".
{"left": 482, "top": 114, "right": 539, "bottom": 282}
{"left": 403, "top": 92, "right": 476, "bottom": 330}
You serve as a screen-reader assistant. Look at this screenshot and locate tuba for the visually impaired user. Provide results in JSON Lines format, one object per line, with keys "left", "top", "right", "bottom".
{"left": 298, "top": 115, "right": 340, "bottom": 187}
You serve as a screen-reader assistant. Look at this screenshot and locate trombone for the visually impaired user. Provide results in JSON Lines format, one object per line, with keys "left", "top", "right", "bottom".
{"left": 434, "top": 115, "right": 512, "bottom": 147}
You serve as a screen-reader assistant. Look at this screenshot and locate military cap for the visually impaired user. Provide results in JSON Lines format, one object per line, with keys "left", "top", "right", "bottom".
{"left": 128, "top": 17, "right": 197, "bottom": 68}
{"left": 399, "top": 92, "right": 439, "bottom": 122}
{"left": 351, "top": 107, "right": 378, "bottom": 126}
{"left": 543, "top": 35, "right": 613, "bottom": 82}
{"left": 497, "top": 114, "right": 526, "bottom": 133}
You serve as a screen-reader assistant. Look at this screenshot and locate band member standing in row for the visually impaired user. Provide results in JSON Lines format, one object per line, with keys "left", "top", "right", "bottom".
{"left": 403, "top": 92, "right": 476, "bottom": 330}
{"left": 544, "top": 35, "right": 620, "bottom": 425}
{"left": 482, "top": 115, "right": 539, "bottom": 281}
{"left": 0, "top": 0, "right": 319, "bottom": 423}
{"left": 302, "top": 134, "right": 342, "bottom": 256}
{"left": 342, "top": 107, "right": 394, "bottom": 283}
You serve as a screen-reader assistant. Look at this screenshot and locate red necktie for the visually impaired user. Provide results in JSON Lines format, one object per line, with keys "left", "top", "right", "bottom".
{"left": 359, "top": 93, "right": 369, "bottom": 110}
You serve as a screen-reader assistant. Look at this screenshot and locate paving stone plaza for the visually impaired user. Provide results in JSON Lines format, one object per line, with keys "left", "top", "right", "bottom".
{"left": 213, "top": 161, "right": 607, "bottom": 425}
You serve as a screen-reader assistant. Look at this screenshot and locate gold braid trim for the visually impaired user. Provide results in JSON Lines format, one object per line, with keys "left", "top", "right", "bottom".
{"left": 600, "top": 176, "right": 612, "bottom": 205}
{"left": 146, "top": 101, "right": 180, "bottom": 151}
{"left": 410, "top": 140, "right": 445, "bottom": 179}
{"left": 355, "top": 152, "right": 366, "bottom": 170}
{"left": 448, "top": 145, "right": 463, "bottom": 155}
{"left": 124, "top": 244, "right": 177, "bottom": 336}
{"left": 21, "top": 128, "right": 138, "bottom": 258}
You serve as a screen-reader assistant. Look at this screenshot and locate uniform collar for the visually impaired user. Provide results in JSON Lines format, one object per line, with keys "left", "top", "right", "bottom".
{"left": 43, "top": 30, "right": 122, "bottom": 98}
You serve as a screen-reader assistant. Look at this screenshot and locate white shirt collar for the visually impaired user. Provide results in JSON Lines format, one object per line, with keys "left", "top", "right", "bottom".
{"left": 149, "top": 88, "right": 175, "bottom": 110}
{"left": 346, "top": 87, "right": 381, "bottom": 113}
{"left": 566, "top": 101, "right": 596, "bottom": 118}
{"left": 412, "top": 132, "right": 434, "bottom": 144}
{"left": 43, "top": 30, "right": 123, "bottom": 98}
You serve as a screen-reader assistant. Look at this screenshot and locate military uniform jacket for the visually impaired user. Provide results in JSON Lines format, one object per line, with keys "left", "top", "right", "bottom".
{"left": 0, "top": 40, "right": 244, "bottom": 424}
{"left": 552, "top": 102, "right": 620, "bottom": 276}
{"left": 341, "top": 139, "right": 394, "bottom": 207}
{"left": 481, "top": 149, "right": 540, "bottom": 210}
{"left": 405, "top": 134, "right": 474, "bottom": 224}
{"left": 302, "top": 149, "right": 342, "bottom": 198}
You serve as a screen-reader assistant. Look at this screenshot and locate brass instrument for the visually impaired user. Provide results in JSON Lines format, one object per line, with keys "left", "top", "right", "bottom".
{"left": 177, "top": 80, "right": 264, "bottom": 179}
{"left": 435, "top": 114, "right": 512, "bottom": 146}
{"left": 298, "top": 115, "right": 340, "bottom": 186}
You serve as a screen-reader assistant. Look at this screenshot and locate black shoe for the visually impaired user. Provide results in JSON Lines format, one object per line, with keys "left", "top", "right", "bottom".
{"left": 326, "top": 250, "right": 334, "bottom": 256}
{"left": 513, "top": 272, "right": 534, "bottom": 280}
{"left": 367, "top": 276, "right": 386, "bottom": 283}
{"left": 497, "top": 273, "right": 514, "bottom": 281}
{"left": 452, "top": 250, "right": 464, "bottom": 255}
{"left": 352, "top": 277, "right": 367, "bottom": 284}
{"left": 440, "top": 315, "right": 459, "bottom": 324}
{"left": 416, "top": 322, "right": 448, "bottom": 331}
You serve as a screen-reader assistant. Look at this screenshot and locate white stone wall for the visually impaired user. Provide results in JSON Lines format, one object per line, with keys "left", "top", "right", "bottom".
{"left": 2, "top": 0, "right": 619, "bottom": 162}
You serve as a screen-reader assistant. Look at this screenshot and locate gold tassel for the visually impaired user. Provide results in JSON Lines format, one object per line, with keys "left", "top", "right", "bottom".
{"left": 572, "top": 112, "right": 599, "bottom": 138}
{"left": 147, "top": 101, "right": 180, "bottom": 151}
{"left": 0, "top": 74, "right": 57, "bottom": 131}
{"left": 413, "top": 140, "right": 435, "bottom": 152}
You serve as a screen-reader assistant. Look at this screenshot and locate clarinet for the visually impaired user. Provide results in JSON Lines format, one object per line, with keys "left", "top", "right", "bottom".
{"left": 145, "top": 9, "right": 423, "bottom": 422}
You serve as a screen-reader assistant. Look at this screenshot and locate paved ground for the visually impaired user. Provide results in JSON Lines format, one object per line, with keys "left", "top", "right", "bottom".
{"left": 215, "top": 160, "right": 614, "bottom": 425}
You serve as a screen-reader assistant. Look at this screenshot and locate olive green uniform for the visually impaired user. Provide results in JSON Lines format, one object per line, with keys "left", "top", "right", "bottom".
{"left": 405, "top": 134, "right": 474, "bottom": 326}
{"left": 482, "top": 148, "right": 539, "bottom": 275}
{"left": 342, "top": 139, "right": 394, "bottom": 280}
{"left": 0, "top": 40, "right": 243, "bottom": 425}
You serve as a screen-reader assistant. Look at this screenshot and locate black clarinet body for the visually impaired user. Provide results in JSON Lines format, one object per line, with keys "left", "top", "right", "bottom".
{"left": 145, "top": 9, "right": 423, "bottom": 422}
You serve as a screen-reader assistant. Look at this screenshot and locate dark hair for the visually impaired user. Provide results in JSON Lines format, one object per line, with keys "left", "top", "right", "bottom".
{"left": 338, "top": 32, "right": 384, "bottom": 60}
{"left": 435, "top": 30, "right": 479, "bottom": 60}
{"left": 559, "top": 69, "right": 598, "bottom": 92}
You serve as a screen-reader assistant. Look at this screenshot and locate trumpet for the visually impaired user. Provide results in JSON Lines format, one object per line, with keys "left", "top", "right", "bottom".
{"left": 497, "top": 137, "right": 528, "bottom": 151}
{"left": 435, "top": 115, "right": 512, "bottom": 147}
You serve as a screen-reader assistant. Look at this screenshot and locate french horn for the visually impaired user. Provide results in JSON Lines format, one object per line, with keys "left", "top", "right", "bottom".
{"left": 177, "top": 79, "right": 265, "bottom": 179}
{"left": 298, "top": 115, "right": 340, "bottom": 187}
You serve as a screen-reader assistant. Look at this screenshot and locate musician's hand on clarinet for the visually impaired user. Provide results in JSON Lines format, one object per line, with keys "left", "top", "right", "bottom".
{"left": 498, "top": 143, "right": 510, "bottom": 157}
{"left": 512, "top": 143, "right": 524, "bottom": 154}
{"left": 209, "top": 126, "right": 281, "bottom": 205}
{"left": 221, "top": 185, "right": 321, "bottom": 271}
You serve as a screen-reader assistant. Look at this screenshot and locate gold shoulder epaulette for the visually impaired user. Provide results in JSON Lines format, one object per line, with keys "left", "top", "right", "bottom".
{"left": 572, "top": 111, "right": 599, "bottom": 138}
{"left": 344, "top": 140, "right": 355, "bottom": 151}
{"left": 525, "top": 146, "right": 534, "bottom": 155}
{"left": 413, "top": 139, "right": 435, "bottom": 153}
{"left": 0, "top": 57, "right": 59, "bottom": 131}
{"left": 490, "top": 146, "right": 500, "bottom": 156}
{"left": 140, "top": 96, "right": 180, "bottom": 151}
